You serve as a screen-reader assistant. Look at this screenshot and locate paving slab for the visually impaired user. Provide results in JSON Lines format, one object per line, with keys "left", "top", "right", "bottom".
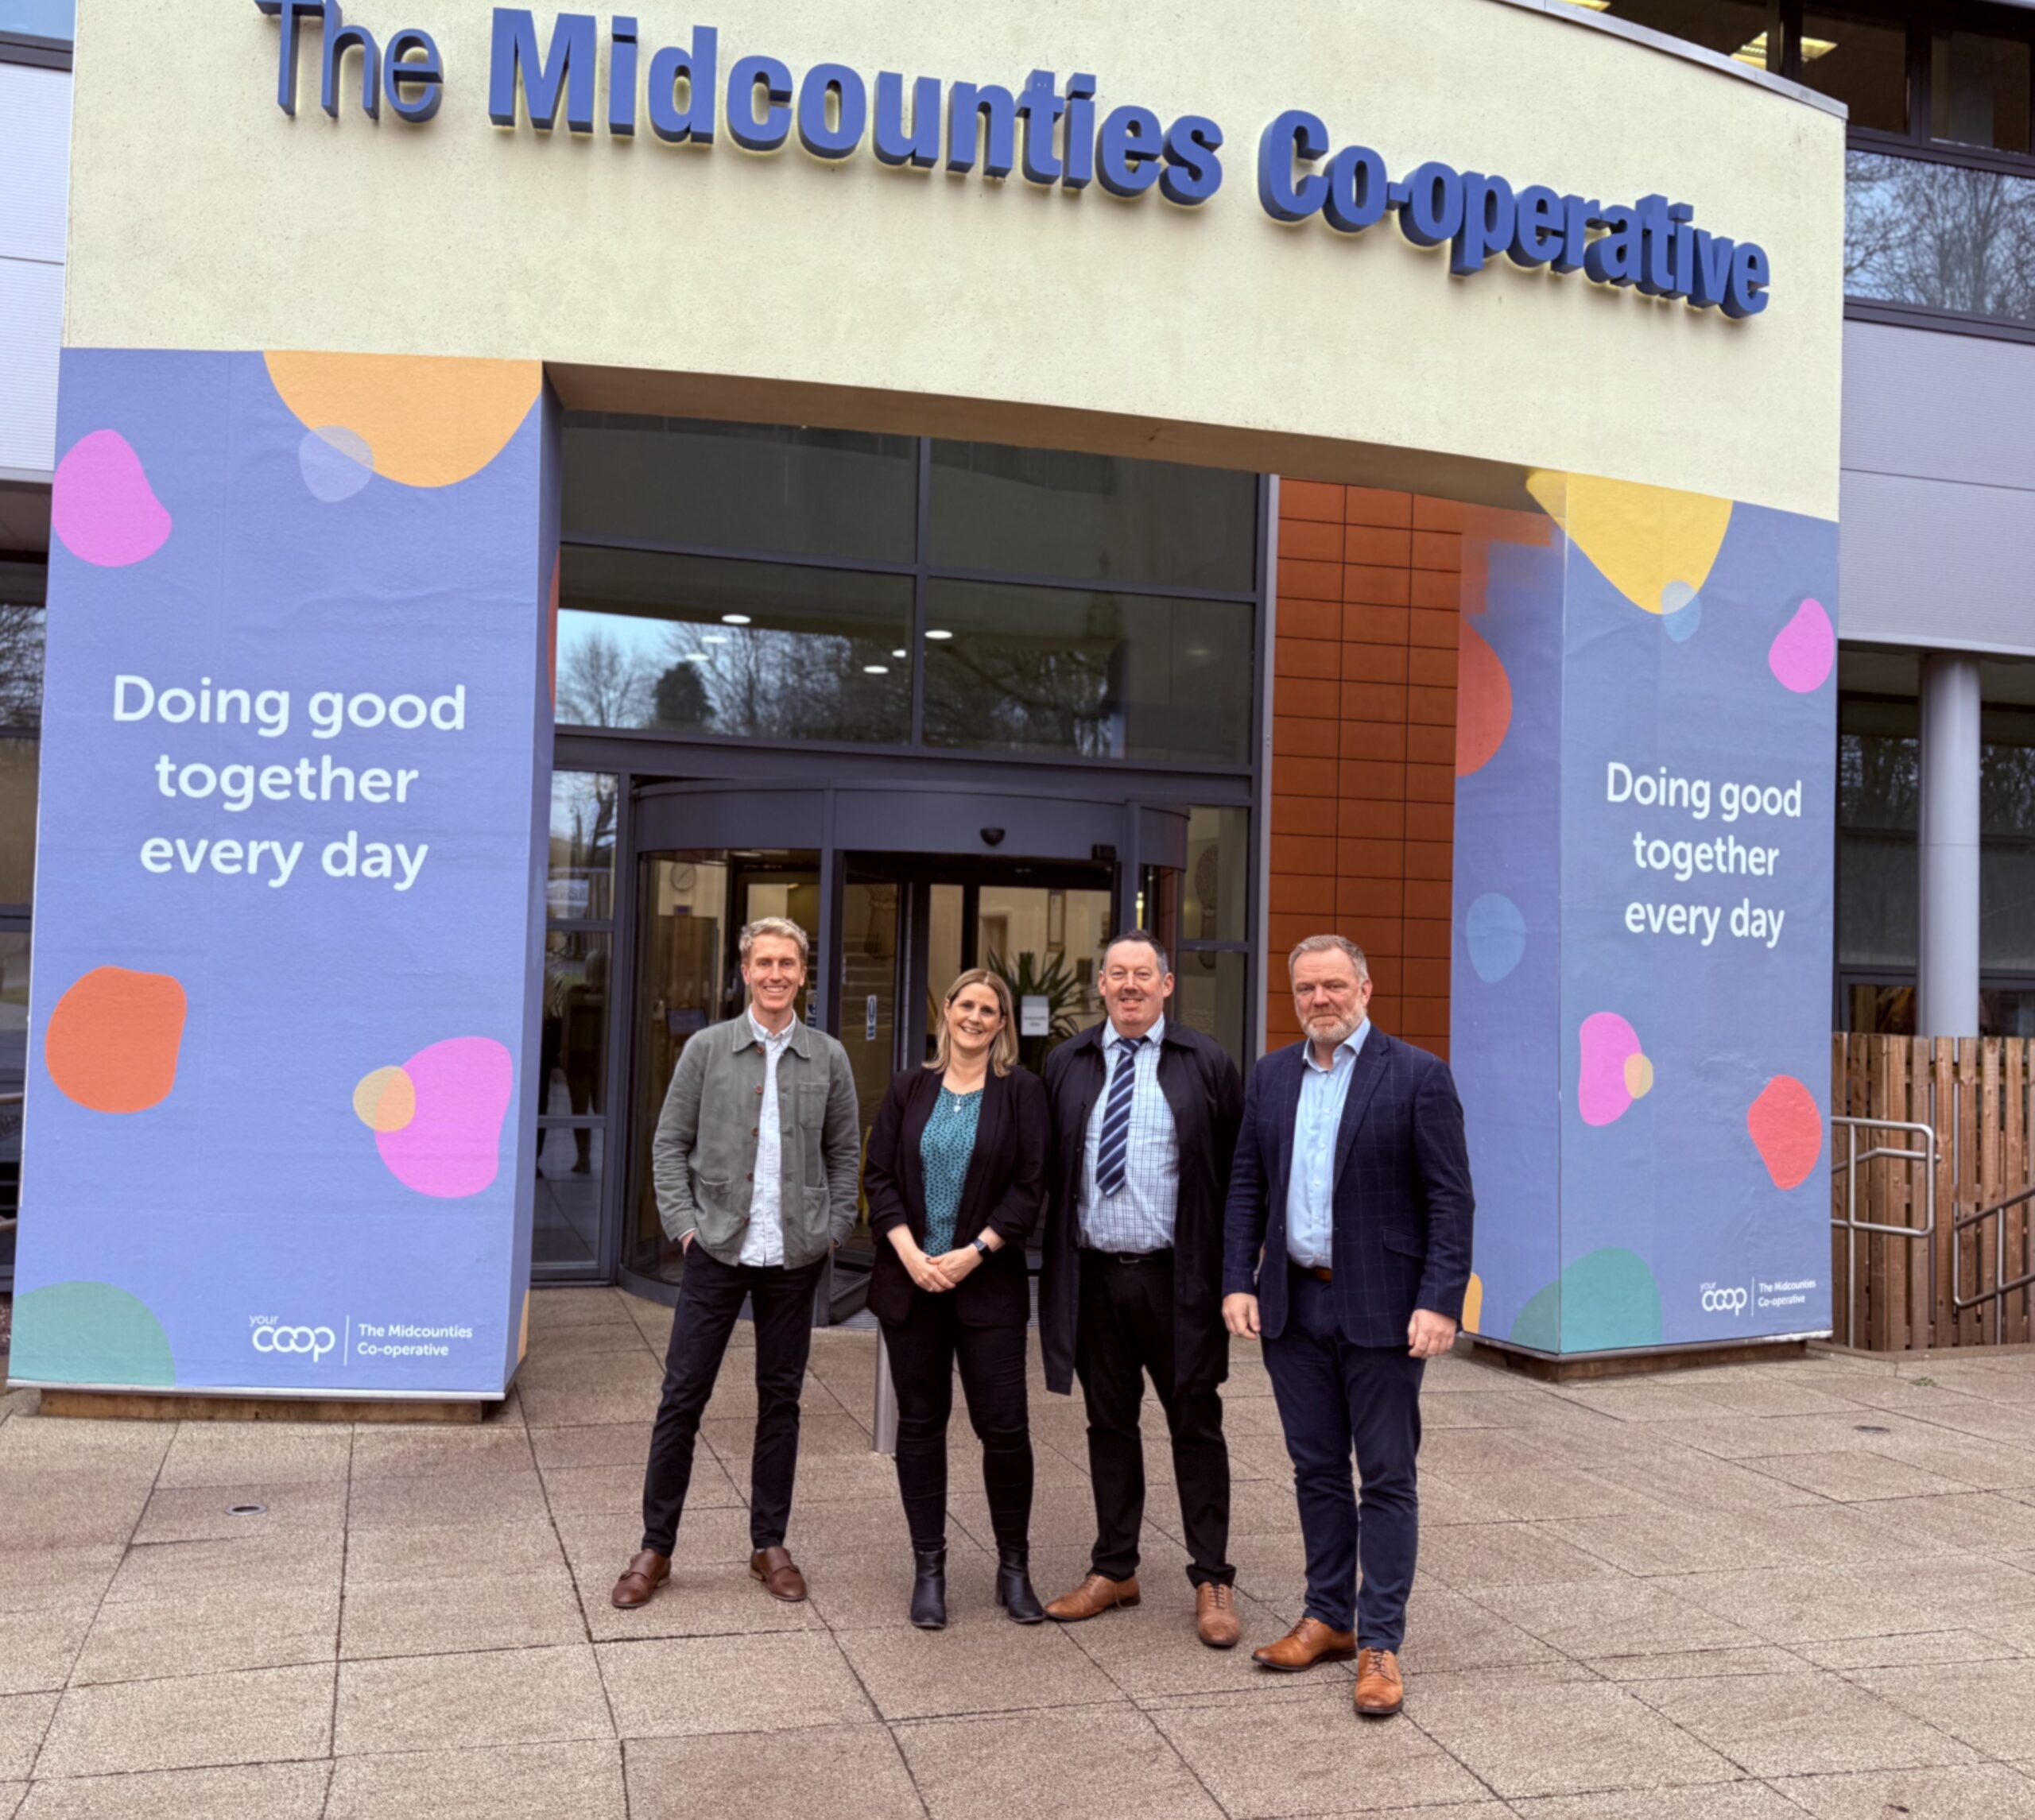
{"left": 836, "top": 1615, "right": 1124, "bottom": 1719}
{"left": 13, "top": 1761, "right": 330, "bottom": 1819}
{"left": 1767, "top": 1762, "right": 2035, "bottom": 1820}
{"left": 1632, "top": 1669, "right": 1976, "bottom": 1776}
{"left": 626, "top": 1724, "right": 921, "bottom": 1820}
{"left": 1852, "top": 1655, "right": 2035, "bottom": 1758}
{"left": 0, "top": 1610, "right": 93, "bottom": 1695}
{"left": 71, "top": 1586, "right": 339, "bottom": 1684}
{"left": 339, "top": 1568, "right": 585, "bottom": 1659}
{"left": 35, "top": 1664, "right": 332, "bottom": 1779}
{"left": 324, "top": 1740, "right": 625, "bottom": 1819}
{"left": 334, "top": 1645, "right": 611, "bottom": 1755}
{"left": 898, "top": 1704, "right": 1223, "bottom": 1820}
{"left": 1507, "top": 1783, "right": 1802, "bottom": 1820}
{"left": 595, "top": 1632, "right": 874, "bottom": 1737}
{"left": 0, "top": 1697, "right": 56, "bottom": 1782}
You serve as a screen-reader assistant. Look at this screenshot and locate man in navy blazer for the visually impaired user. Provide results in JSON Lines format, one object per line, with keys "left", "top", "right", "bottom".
{"left": 1223, "top": 933, "right": 1473, "bottom": 1719}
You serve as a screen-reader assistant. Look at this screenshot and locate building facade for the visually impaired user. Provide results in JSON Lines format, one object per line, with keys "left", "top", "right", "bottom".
{"left": 4, "top": 0, "right": 2012, "bottom": 1384}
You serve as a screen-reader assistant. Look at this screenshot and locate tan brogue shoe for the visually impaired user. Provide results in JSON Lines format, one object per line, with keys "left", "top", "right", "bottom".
{"left": 1045, "top": 1573, "right": 1142, "bottom": 1622}
{"left": 1251, "top": 1616, "right": 1356, "bottom": 1672}
{"left": 750, "top": 1546, "right": 808, "bottom": 1602}
{"left": 610, "top": 1549, "right": 669, "bottom": 1610}
{"left": 1354, "top": 1648, "right": 1405, "bottom": 1717}
{"left": 1196, "top": 1582, "right": 1242, "bottom": 1650}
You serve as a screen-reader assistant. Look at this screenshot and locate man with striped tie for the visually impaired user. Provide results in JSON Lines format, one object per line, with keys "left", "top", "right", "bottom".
{"left": 1037, "top": 931, "right": 1246, "bottom": 1649}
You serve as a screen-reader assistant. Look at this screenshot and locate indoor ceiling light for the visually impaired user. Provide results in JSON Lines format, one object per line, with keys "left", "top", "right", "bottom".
{"left": 721, "top": 613, "right": 752, "bottom": 625}
{"left": 680, "top": 652, "right": 708, "bottom": 664}
{"left": 702, "top": 633, "right": 728, "bottom": 645}
{"left": 925, "top": 628, "right": 954, "bottom": 641}
{"left": 890, "top": 649, "right": 908, "bottom": 659}
{"left": 863, "top": 664, "right": 890, "bottom": 675}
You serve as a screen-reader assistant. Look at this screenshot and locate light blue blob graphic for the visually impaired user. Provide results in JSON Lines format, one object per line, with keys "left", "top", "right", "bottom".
{"left": 1661, "top": 579, "right": 1702, "bottom": 643}
{"left": 299, "top": 424, "right": 374, "bottom": 503}
{"left": 1464, "top": 892, "right": 1527, "bottom": 982}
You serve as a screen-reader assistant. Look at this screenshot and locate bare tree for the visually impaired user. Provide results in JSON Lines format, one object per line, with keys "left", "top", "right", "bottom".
{"left": 556, "top": 624, "right": 653, "bottom": 730}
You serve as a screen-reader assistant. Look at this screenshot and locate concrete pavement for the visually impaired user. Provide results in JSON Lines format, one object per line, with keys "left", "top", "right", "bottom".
{"left": 3, "top": 1290, "right": 2035, "bottom": 1817}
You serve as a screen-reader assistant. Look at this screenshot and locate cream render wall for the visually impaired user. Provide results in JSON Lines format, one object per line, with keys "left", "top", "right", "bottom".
{"left": 65, "top": 0, "right": 1843, "bottom": 517}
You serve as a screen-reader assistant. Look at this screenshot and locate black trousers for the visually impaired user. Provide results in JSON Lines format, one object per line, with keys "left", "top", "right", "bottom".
{"left": 640, "top": 1245, "right": 826, "bottom": 1556}
{"left": 1262, "top": 1268, "right": 1424, "bottom": 1649}
{"left": 882, "top": 1289, "right": 1033, "bottom": 1550}
{"left": 1075, "top": 1248, "right": 1234, "bottom": 1588}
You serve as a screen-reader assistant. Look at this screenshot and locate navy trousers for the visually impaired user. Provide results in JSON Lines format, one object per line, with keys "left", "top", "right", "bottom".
{"left": 1261, "top": 1267, "right": 1425, "bottom": 1649}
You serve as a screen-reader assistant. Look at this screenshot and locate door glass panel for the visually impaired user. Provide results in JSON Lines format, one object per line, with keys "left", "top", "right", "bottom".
{"left": 0, "top": 931, "right": 25, "bottom": 1268}
{"left": 924, "top": 883, "right": 964, "bottom": 1061}
{"left": 1185, "top": 806, "right": 1250, "bottom": 943}
{"left": 841, "top": 874, "right": 899, "bottom": 1258}
{"left": 548, "top": 771, "right": 618, "bottom": 920}
{"left": 1174, "top": 948, "right": 1250, "bottom": 1073}
{"left": 979, "top": 881, "right": 1111, "bottom": 1071}
{"left": 630, "top": 850, "right": 820, "bottom": 1287}
{"left": 540, "top": 931, "right": 610, "bottom": 1123}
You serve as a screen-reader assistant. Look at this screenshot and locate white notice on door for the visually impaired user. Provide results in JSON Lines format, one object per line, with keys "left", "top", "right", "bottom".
{"left": 1020, "top": 995, "right": 1050, "bottom": 1037}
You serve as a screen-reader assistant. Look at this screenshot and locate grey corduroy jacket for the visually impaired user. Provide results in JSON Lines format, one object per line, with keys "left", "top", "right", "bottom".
{"left": 650, "top": 1012, "right": 862, "bottom": 1268}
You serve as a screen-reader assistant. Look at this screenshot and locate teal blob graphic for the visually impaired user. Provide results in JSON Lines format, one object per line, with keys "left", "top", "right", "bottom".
{"left": 1661, "top": 580, "right": 1702, "bottom": 644}
{"left": 1506, "top": 1248, "right": 1663, "bottom": 1355}
{"left": 1464, "top": 893, "right": 1527, "bottom": 983}
{"left": 9, "top": 1280, "right": 176, "bottom": 1388}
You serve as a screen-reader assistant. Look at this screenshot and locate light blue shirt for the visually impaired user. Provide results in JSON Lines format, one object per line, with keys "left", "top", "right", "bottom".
{"left": 1080, "top": 1016, "right": 1180, "bottom": 1254}
{"left": 738, "top": 1007, "right": 797, "bottom": 1266}
{"left": 1285, "top": 1020, "right": 1370, "bottom": 1269}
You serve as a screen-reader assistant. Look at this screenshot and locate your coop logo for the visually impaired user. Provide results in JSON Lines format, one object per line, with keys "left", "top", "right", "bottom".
{"left": 250, "top": 1315, "right": 339, "bottom": 1361}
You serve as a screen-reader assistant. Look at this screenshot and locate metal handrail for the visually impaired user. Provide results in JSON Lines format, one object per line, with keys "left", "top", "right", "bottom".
{"left": 1830, "top": 1115, "right": 1937, "bottom": 1342}
{"left": 1952, "top": 1181, "right": 2035, "bottom": 1319}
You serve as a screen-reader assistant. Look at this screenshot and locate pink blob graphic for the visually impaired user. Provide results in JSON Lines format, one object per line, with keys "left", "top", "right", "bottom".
{"left": 374, "top": 1036, "right": 513, "bottom": 1198}
{"left": 1768, "top": 597, "right": 1834, "bottom": 695}
{"left": 52, "top": 430, "right": 172, "bottom": 567}
{"left": 1747, "top": 1075, "right": 1823, "bottom": 1191}
{"left": 1578, "top": 1013, "right": 1645, "bottom": 1128}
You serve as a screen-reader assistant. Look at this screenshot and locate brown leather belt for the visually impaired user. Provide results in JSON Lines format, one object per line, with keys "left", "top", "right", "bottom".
{"left": 1299, "top": 1264, "right": 1332, "bottom": 1284}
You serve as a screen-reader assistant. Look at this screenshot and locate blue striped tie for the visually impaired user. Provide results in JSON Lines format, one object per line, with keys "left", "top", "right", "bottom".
{"left": 1096, "top": 1037, "right": 1141, "bottom": 1198}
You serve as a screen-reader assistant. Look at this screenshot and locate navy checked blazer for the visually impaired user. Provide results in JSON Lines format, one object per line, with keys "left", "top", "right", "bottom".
{"left": 1223, "top": 1028, "right": 1474, "bottom": 1347}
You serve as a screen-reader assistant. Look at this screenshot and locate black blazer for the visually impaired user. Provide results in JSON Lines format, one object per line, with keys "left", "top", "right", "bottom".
{"left": 1222, "top": 1028, "right": 1474, "bottom": 1348}
{"left": 1037, "top": 1019, "right": 1245, "bottom": 1397}
{"left": 864, "top": 1064, "right": 1049, "bottom": 1328}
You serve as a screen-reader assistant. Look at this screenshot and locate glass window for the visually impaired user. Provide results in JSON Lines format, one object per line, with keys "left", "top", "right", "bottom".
{"left": 0, "top": 740, "right": 37, "bottom": 908}
{"left": 561, "top": 415, "right": 916, "bottom": 563}
{"left": 1184, "top": 806, "right": 1250, "bottom": 944}
{"left": 1983, "top": 708, "right": 2035, "bottom": 973}
{"left": 539, "top": 930, "right": 610, "bottom": 1123}
{"left": 0, "top": 1, "right": 74, "bottom": 37}
{"left": 548, "top": 771, "right": 617, "bottom": 920}
{"left": 558, "top": 546, "right": 913, "bottom": 744}
{"left": 1803, "top": 10, "right": 1911, "bottom": 135}
{"left": 1173, "top": 949, "right": 1250, "bottom": 1072}
{"left": 929, "top": 443, "right": 1257, "bottom": 592}
{"left": 1838, "top": 699, "right": 1917, "bottom": 972}
{"left": 922, "top": 579, "right": 1254, "bottom": 765}
{"left": 1596, "top": 3, "right": 1782, "bottom": 70}
{"left": 1847, "top": 149, "right": 2035, "bottom": 327}
{"left": 0, "top": 560, "right": 45, "bottom": 730}
{"left": 0, "top": 929, "right": 25, "bottom": 1264}
{"left": 1933, "top": 29, "right": 2031, "bottom": 153}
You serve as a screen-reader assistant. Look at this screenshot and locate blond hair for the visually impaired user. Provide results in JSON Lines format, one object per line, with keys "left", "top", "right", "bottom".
{"left": 739, "top": 916, "right": 810, "bottom": 964}
{"left": 928, "top": 968, "right": 1019, "bottom": 1077}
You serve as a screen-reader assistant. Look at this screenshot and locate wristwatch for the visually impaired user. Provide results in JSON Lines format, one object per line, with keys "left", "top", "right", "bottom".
{"left": 972, "top": 1237, "right": 992, "bottom": 1257}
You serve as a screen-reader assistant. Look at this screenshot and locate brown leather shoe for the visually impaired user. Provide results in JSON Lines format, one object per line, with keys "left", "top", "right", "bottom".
{"left": 610, "top": 1549, "right": 669, "bottom": 1610}
{"left": 1196, "top": 1582, "right": 1242, "bottom": 1650}
{"left": 1354, "top": 1647, "right": 1405, "bottom": 1716}
{"left": 1251, "top": 1616, "right": 1356, "bottom": 1672}
{"left": 750, "top": 1546, "right": 808, "bottom": 1602}
{"left": 1045, "top": 1573, "right": 1142, "bottom": 1622}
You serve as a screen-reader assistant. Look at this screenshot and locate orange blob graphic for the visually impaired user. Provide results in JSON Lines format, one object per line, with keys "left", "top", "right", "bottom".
{"left": 352, "top": 1065, "right": 417, "bottom": 1133}
{"left": 1455, "top": 620, "right": 1513, "bottom": 776}
{"left": 1623, "top": 1052, "right": 1655, "bottom": 1099}
{"left": 1747, "top": 1075, "right": 1823, "bottom": 1191}
{"left": 262, "top": 352, "right": 541, "bottom": 488}
{"left": 45, "top": 966, "right": 188, "bottom": 1113}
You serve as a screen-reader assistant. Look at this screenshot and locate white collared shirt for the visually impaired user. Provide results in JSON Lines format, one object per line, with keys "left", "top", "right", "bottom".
{"left": 1079, "top": 1015, "right": 1180, "bottom": 1253}
{"left": 738, "top": 1006, "right": 797, "bottom": 1267}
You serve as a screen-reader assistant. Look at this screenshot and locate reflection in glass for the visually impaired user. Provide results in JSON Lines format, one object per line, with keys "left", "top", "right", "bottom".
{"left": 0, "top": 562, "right": 45, "bottom": 730}
{"left": 1838, "top": 706, "right": 1918, "bottom": 972}
{"left": 533, "top": 1130, "right": 603, "bottom": 1268}
{"left": 1848, "top": 151, "right": 2035, "bottom": 327}
{"left": 1173, "top": 948, "right": 1249, "bottom": 1073}
{"left": 979, "top": 883, "right": 1110, "bottom": 1073}
{"left": 1185, "top": 806, "right": 1250, "bottom": 944}
{"left": 930, "top": 443, "right": 1257, "bottom": 591}
{"left": 923, "top": 580, "right": 1253, "bottom": 765}
{"left": 1804, "top": 10, "right": 1910, "bottom": 135}
{"left": 562, "top": 414, "right": 917, "bottom": 563}
{"left": 548, "top": 771, "right": 618, "bottom": 920}
{"left": 1933, "top": 30, "right": 2031, "bottom": 153}
{"left": 0, "top": 931, "right": 25, "bottom": 1259}
{"left": 630, "top": 850, "right": 820, "bottom": 1287}
{"left": 1846, "top": 981, "right": 1916, "bottom": 1036}
{"left": 0, "top": 741, "right": 38, "bottom": 908}
{"left": 1599, "top": 3, "right": 1780, "bottom": 69}
{"left": 538, "top": 930, "right": 610, "bottom": 1132}
{"left": 557, "top": 547, "right": 913, "bottom": 744}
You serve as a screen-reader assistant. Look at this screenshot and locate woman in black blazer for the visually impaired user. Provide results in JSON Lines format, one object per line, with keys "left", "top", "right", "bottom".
{"left": 864, "top": 966, "right": 1049, "bottom": 1629}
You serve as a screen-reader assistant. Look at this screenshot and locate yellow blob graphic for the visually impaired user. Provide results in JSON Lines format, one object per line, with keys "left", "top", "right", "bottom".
{"left": 1461, "top": 1272, "right": 1485, "bottom": 1336}
{"left": 1525, "top": 470, "right": 1732, "bottom": 615}
{"left": 263, "top": 352, "right": 541, "bottom": 488}
{"left": 353, "top": 1064, "right": 417, "bottom": 1133}
{"left": 1623, "top": 1052, "right": 1656, "bottom": 1100}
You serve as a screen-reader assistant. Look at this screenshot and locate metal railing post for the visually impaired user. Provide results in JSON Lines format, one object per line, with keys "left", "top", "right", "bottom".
{"left": 872, "top": 1326, "right": 898, "bottom": 1456}
{"left": 1829, "top": 1115, "right": 1938, "bottom": 1350}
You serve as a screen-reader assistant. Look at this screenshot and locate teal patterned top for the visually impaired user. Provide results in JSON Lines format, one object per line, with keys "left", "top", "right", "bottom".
{"left": 918, "top": 1085, "right": 984, "bottom": 1257}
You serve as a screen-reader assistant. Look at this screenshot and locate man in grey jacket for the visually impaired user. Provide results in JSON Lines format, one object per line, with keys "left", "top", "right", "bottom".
{"left": 611, "top": 916, "right": 862, "bottom": 1611}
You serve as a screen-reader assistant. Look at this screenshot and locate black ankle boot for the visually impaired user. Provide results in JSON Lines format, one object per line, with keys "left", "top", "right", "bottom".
{"left": 995, "top": 1543, "right": 1046, "bottom": 1624}
{"left": 909, "top": 1543, "right": 948, "bottom": 1629}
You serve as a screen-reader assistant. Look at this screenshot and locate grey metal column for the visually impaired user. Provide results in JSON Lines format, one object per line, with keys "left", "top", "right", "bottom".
{"left": 1918, "top": 652, "right": 1983, "bottom": 1038}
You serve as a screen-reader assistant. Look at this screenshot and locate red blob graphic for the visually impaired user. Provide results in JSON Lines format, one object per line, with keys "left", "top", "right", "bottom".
{"left": 1456, "top": 621, "right": 1513, "bottom": 776}
{"left": 45, "top": 965, "right": 188, "bottom": 1113}
{"left": 1747, "top": 1075, "right": 1823, "bottom": 1191}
